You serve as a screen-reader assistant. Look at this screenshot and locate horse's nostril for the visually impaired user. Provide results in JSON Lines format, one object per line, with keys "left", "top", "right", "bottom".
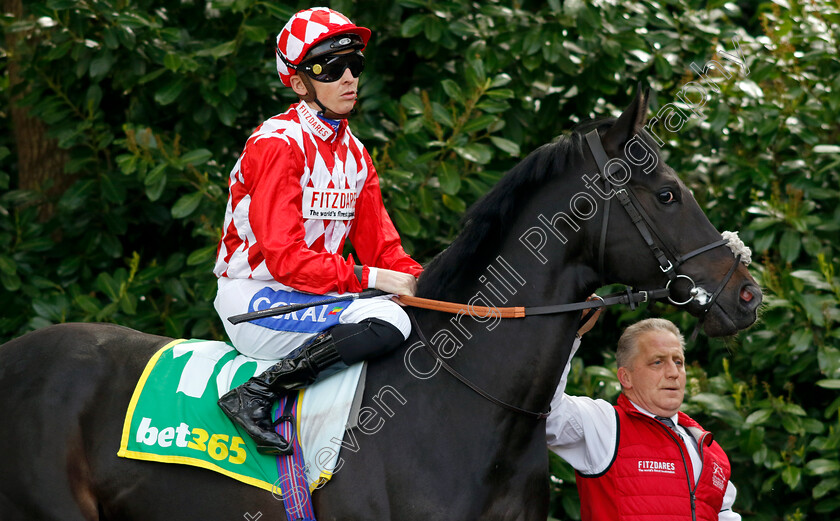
{"left": 739, "top": 285, "right": 762, "bottom": 311}
{"left": 740, "top": 287, "right": 753, "bottom": 303}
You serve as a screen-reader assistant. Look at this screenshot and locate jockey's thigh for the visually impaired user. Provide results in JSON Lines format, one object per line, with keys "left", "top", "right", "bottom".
{"left": 214, "top": 277, "right": 410, "bottom": 360}
{"left": 341, "top": 295, "right": 411, "bottom": 340}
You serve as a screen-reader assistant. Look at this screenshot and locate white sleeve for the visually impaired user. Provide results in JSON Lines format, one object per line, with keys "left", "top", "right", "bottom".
{"left": 718, "top": 481, "right": 740, "bottom": 521}
{"left": 545, "top": 337, "right": 618, "bottom": 475}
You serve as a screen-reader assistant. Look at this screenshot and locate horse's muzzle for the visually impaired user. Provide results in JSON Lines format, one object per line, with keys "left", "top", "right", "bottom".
{"left": 701, "top": 280, "right": 762, "bottom": 337}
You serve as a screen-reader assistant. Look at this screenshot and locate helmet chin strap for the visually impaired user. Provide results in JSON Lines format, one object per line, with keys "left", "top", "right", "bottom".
{"left": 298, "top": 74, "right": 355, "bottom": 120}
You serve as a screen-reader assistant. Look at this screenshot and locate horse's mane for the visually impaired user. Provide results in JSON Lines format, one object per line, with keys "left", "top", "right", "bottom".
{"left": 417, "top": 118, "right": 616, "bottom": 299}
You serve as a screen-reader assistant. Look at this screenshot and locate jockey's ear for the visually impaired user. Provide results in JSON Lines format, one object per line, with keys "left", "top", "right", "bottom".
{"left": 603, "top": 85, "right": 650, "bottom": 154}
{"left": 289, "top": 74, "right": 310, "bottom": 98}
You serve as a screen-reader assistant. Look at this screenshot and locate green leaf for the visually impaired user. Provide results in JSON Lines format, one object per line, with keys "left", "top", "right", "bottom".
{"left": 654, "top": 53, "right": 672, "bottom": 77}
{"left": 485, "top": 88, "right": 514, "bottom": 99}
{"left": 745, "top": 409, "right": 772, "bottom": 426}
{"left": 180, "top": 149, "right": 213, "bottom": 166}
{"left": 394, "top": 209, "right": 421, "bottom": 237}
{"left": 400, "top": 14, "right": 426, "bottom": 38}
{"left": 441, "top": 193, "right": 466, "bottom": 213}
{"left": 95, "top": 272, "right": 120, "bottom": 301}
{"left": 100, "top": 175, "right": 125, "bottom": 204}
{"left": 154, "top": 78, "right": 186, "bottom": 105}
{"left": 196, "top": 40, "right": 237, "bottom": 59}
{"left": 0, "top": 272, "right": 21, "bottom": 291}
{"left": 737, "top": 79, "right": 763, "bottom": 99}
{"left": 423, "top": 16, "right": 443, "bottom": 42}
{"left": 139, "top": 68, "right": 166, "bottom": 85}
{"left": 171, "top": 192, "right": 203, "bottom": 219}
{"left": 241, "top": 24, "right": 268, "bottom": 43}
{"left": 89, "top": 52, "right": 115, "bottom": 79}
{"left": 418, "top": 186, "right": 435, "bottom": 214}
{"left": 430, "top": 102, "right": 453, "bottom": 128}
{"left": 120, "top": 292, "right": 137, "bottom": 315}
{"left": 145, "top": 165, "right": 168, "bottom": 202}
{"left": 490, "top": 136, "right": 520, "bottom": 156}
{"left": 441, "top": 79, "right": 463, "bottom": 102}
{"left": 462, "top": 115, "right": 497, "bottom": 133}
{"left": 814, "top": 477, "right": 840, "bottom": 499}
{"left": 187, "top": 245, "right": 218, "bottom": 266}
{"left": 490, "top": 73, "right": 512, "bottom": 88}
{"left": 0, "top": 255, "right": 17, "bottom": 275}
{"left": 813, "top": 144, "right": 840, "bottom": 154}
{"left": 217, "top": 101, "right": 237, "bottom": 126}
{"left": 74, "top": 294, "right": 101, "bottom": 315}
{"left": 164, "top": 53, "right": 182, "bottom": 71}
{"left": 781, "top": 465, "right": 801, "bottom": 489}
{"left": 116, "top": 154, "right": 137, "bottom": 175}
{"left": 454, "top": 143, "right": 492, "bottom": 164}
{"left": 782, "top": 403, "right": 807, "bottom": 416}
{"left": 816, "top": 379, "right": 840, "bottom": 389}
{"left": 806, "top": 459, "right": 840, "bottom": 476}
{"left": 86, "top": 85, "right": 103, "bottom": 114}
{"left": 779, "top": 230, "right": 800, "bottom": 263}
{"left": 437, "top": 162, "right": 460, "bottom": 195}
{"left": 401, "top": 93, "right": 424, "bottom": 115}
{"left": 219, "top": 68, "right": 237, "bottom": 96}
{"left": 465, "top": 58, "right": 486, "bottom": 88}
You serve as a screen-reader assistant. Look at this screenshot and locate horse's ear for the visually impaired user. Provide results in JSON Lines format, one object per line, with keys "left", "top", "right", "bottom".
{"left": 603, "top": 84, "right": 650, "bottom": 154}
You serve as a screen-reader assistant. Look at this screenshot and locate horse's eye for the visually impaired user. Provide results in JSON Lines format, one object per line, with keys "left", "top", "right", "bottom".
{"left": 657, "top": 190, "right": 676, "bottom": 204}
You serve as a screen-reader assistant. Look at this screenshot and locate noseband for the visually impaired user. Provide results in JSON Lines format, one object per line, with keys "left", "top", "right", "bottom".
{"left": 584, "top": 130, "right": 742, "bottom": 315}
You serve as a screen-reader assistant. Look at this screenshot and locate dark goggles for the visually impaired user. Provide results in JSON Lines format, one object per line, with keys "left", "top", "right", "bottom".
{"left": 299, "top": 51, "right": 365, "bottom": 83}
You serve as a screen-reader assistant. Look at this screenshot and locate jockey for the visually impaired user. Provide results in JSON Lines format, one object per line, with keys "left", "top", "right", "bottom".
{"left": 213, "top": 7, "right": 422, "bottom": 454}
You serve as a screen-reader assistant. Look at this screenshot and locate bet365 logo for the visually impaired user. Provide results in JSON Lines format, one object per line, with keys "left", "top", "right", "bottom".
{"left": 136, "top": 417, "right": 247, "bottom": 464}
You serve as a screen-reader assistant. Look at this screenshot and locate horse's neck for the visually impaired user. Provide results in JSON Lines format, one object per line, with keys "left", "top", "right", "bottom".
{"left": 391, "top": 172, "right": 601, "bottom": 461}
{"left": 411, "top": 228, "right": 597, "bottom": 426}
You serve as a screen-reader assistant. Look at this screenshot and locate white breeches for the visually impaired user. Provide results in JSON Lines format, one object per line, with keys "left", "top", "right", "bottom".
{"left": 214, "top": 277, "right": 411, "bottom": 360}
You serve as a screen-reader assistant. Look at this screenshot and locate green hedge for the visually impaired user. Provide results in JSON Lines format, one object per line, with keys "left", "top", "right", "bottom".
{"left": 2, "top": 1, "right": 839, "bottom": 519}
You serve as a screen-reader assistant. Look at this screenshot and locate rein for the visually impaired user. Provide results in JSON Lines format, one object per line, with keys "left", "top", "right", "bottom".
{"left": 407, "top": 311, "right": 551, "bottom": 420}
{"left": 396, "top": 288, "right": 669, "bottom": 318}
{"left": 402, "top": 288, "right": 668, "bottom": 420}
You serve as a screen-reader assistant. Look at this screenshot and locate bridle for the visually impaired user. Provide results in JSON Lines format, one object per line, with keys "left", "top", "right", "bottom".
{"left": 584, "top": 129, "right": 742, "bottom": 312}
{"left": 405, "top": 130, "right": 747, "bottom": 421}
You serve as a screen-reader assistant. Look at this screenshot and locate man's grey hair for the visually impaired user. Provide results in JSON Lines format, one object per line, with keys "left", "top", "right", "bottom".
{"left": 616, "top": 318, "right": 685, "bottom": 369}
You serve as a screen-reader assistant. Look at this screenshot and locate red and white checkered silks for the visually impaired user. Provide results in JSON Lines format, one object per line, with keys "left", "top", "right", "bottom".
{"left": 275, "top": 7, "right": 371, "bottom": 87}
{"left": 214, "top": 102, "right": 422, "bottom": 295}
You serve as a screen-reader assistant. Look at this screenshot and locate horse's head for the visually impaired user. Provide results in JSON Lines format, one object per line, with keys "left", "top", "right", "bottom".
{"left": 586, "top": 88, "right": 762, "bottom": 337}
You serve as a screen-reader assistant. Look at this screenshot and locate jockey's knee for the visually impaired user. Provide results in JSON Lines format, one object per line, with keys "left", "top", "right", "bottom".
{"left": 332, "top": 318, "right": 406, "bottom": 365}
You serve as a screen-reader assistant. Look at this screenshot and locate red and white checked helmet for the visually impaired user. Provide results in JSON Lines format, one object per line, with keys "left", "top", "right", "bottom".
{"left": 275, "top": 7, "right": 371, "bottom": 87}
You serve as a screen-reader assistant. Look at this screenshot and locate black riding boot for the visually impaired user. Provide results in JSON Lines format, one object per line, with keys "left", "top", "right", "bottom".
{"left": 218, "top": 318, "right": 404, "bottom": 454}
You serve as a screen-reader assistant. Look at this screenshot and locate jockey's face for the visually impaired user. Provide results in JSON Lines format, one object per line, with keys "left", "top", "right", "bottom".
{"left": 291, "top": 50, "right": 360, "bottom": 116}
{"left": 617, "top": 330, "right": 686, "bottom": 418}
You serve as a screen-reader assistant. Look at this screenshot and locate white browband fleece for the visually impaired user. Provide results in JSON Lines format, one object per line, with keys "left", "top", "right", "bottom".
{"left": 722, "top": 231, "right": 752, "bottom": 266}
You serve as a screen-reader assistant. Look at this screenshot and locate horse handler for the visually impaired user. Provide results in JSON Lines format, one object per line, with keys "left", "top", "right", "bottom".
{"left": 549, "top": 316, "right": 741, "bottom": 520}
{"left": 213, "top": 7, "right": 422, "bottom": 454}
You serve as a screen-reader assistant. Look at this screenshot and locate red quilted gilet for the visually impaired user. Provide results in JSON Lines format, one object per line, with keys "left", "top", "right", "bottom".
{"left": 575, "top": 394, "right": 731, "bottom": 521}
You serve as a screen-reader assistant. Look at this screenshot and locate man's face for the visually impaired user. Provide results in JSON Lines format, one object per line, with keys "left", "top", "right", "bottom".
{"left": 293, "top": 50, "right": 360, "bottom": 115}
{"left": 311, "top": 63, "right": 359, "bottom": 115}
{"left": 618, "top": 330, "right": 686, "bottom": 417}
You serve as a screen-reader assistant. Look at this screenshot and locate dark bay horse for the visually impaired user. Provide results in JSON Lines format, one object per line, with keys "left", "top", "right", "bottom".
{"left": 0, "top": 89, "right": 761, "bottom": 520}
